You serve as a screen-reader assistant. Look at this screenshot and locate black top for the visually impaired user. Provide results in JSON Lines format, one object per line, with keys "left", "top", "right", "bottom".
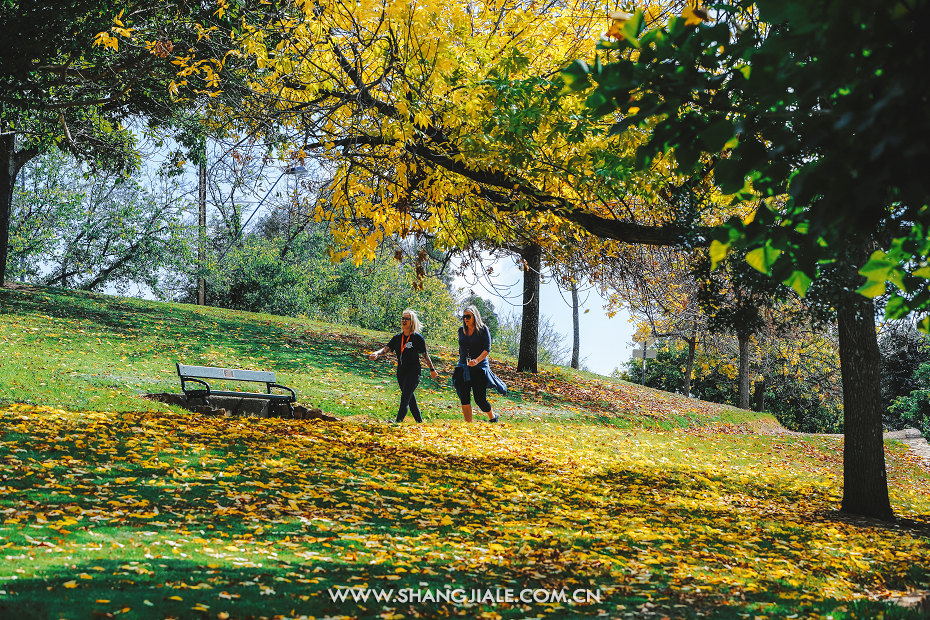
{"left": 387, "top": 332, "right": 427, "bottom": 375}
{"left": 458, "top": 325, "right": 491, "bottom": 364}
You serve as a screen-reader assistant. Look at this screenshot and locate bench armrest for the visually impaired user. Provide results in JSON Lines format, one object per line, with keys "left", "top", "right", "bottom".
{"left": 180, "top": 377, "right": 211, "bottom": 396}
{"left": 268, "top": 383, "right": 297, "bottom": 402}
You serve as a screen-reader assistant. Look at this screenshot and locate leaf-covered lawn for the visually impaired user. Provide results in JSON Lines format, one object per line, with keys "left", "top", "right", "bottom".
{"left": 1, "top": 286, "right": 929, "bottom": 619}
{"left": 1, "top": 404, "right": 928, "bottom": 620}
{"left": 0, "top": 287, "right": 759, "bottom": 430}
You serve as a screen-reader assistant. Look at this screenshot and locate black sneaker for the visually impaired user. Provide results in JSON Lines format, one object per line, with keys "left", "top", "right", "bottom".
{"left": 488, "top": 413, "right": 499, "bottom": 423}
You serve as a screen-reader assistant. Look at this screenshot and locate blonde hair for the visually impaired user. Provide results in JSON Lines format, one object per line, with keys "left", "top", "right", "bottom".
{"left": 463, "top": 304, "right": 486, "bottom": 331}
{"left": 402, "top": 308, "right": 423, "bottom": 333}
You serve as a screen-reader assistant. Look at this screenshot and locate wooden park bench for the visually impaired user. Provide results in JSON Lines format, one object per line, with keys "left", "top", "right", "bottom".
{"left": 176, "top": 363, "right": 296, "bottom": 418}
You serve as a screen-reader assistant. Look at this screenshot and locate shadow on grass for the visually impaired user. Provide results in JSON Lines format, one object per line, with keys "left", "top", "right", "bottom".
{"left": 1, "top": 556, "right": 924, "bottom": 620}
{"left": 3, "top": 409, "right": 929, "bottom": 620}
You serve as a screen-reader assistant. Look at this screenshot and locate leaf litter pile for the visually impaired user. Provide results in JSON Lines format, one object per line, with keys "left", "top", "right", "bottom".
{"left": 1, "top": 404, "right": 929, "bottom": 620}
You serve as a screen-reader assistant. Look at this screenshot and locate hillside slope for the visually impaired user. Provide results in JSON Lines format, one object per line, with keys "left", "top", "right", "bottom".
{"left": 1, "top": 285, "right": 929, "bottom": 620}
{"left": 0, "top": 284, "right": 761, "bottom": 429}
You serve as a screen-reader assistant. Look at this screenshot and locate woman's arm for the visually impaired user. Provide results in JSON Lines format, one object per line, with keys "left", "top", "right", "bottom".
{"left": 468, "top": 350, "right": 489, "bottom": 366}
{"left": 421, "top": 350, "right": 439, "bottom": 378}
{"left": 368, "top": 344, "right": 390, "bottom": 360}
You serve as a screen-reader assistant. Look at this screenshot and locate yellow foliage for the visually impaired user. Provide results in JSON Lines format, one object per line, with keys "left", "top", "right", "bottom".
{"left": 225, "top": 0, "right": 693, "bottom": 262}
{"left": 1, "top": 403, "right": 928, "bottom": 614}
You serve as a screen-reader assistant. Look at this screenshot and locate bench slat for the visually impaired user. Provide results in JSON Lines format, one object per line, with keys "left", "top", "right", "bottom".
{"left": 208, "top": 390, "right": 294, "bottom": 401}
{"left": 177, "top": 364, "right": 275, "bottom": 383}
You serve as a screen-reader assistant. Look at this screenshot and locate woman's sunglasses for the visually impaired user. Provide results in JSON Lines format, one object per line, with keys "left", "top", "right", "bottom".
{"left": 401, "top": 317, "right": 411, "bottom": 322}
{"left": 462, "top": 314, "right": 473, "bottom": 321}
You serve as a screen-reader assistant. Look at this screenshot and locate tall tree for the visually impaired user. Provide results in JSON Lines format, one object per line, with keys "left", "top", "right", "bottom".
{"left": 218, "top": 0, "right": 719, "bottom": 377}
{"left": 198, "top": 161, "right": 207, "bottom": 305}
{"left": 697, "top": 250, "right": 792, "bottom": 410}
{"left": 594, "top": 243, "right": 709, "bottom": 397}
{"left": 0, "top": 0, "right": 255, "bottom": 283}
{"left": 517, "top": 243, "right": 542, "bottom": 373}
{"left": 11, "top": 148, "right": 187, "bottom": 293}
{"left": 560, "top": 1, "right": 929, "bottom": 519}
{"left": 879, "top": 321, "right": 930, "bottom": 429}
{"left": 226, "top": 0, "right": 705, "bottom": 260}
{"left": 570, "top": 276, "right": 581, "bottom": 370}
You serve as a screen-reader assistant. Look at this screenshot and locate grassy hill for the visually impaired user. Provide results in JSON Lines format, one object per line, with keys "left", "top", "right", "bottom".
{"left": 0, "top": 285, "right": 928, "bottom": 620}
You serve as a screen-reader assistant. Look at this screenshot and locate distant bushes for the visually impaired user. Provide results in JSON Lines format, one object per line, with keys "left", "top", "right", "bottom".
{"left": 615, "top": 337, "right": 843, "bottom": 433}
{"left": 199, "top": 230, "right": 461, "bottom": 344}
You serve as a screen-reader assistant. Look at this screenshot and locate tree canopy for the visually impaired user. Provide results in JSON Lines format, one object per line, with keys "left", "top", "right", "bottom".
{"left": 0, "top": 0, "right": 259, "bottom": 281}
{"left": 559, "top": 0, "right": 929, "bottom": 520}
{"left": 562, "top": 0, "right": 930, "bottom": 314}
{"left": 225, "top": 0, "right": 703, "bottom": 266}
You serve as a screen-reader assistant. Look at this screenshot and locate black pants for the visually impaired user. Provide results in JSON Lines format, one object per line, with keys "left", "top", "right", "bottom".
{"left": 454, "top": 369, "right": 492, "bottom": 412}
{"left": 396, "top": 373, "right": 422, "bottom": 423}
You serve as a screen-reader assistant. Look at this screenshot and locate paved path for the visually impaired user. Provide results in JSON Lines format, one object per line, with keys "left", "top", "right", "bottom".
{"left": 756, "top": 422, "right": 930, "bottom": 467}
{"left": 884, "top": 428, "right": 930, "bottom": 465}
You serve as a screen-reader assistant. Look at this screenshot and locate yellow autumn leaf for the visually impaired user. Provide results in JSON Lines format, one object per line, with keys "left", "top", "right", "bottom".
{"left": 681, "top": 6, "right": 710, "bottom": 26}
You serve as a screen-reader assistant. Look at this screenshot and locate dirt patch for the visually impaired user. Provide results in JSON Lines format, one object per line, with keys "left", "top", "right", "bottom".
{"left": 144, "top": 393, "right": 338, "bottom": 422}
{"left": 2, "top": 281, "right": 43, "bottom": 293}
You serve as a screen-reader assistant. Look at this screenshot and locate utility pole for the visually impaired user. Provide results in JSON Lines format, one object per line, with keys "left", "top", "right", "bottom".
{"left": 198, "top": 161, "right": 207, "bottom": 306}
{"left": 631, "top": 336, "right": 657, "bottom": 385}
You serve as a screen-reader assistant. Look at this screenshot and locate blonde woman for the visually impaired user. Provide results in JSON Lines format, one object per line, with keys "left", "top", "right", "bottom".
{"left": 453, "top": 304, "right": 507, "bottom": 422}
{"left": 369, "top": 309, "right": 439, "bottom": 423}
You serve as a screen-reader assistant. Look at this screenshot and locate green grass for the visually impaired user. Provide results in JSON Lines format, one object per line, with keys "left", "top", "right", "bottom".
{"left": 0, "top": 285, "right": 929, "bottom": 620}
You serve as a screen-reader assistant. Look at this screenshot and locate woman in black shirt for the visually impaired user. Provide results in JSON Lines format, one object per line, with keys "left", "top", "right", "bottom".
{"left": 369, "top": 309, "right": 439, "bottom": 423}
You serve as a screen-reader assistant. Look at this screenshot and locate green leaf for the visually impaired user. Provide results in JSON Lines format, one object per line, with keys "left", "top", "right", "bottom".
{"left": 561, "top": 61, "right": 590, "bottom": 92}
{"left": 609, "top": 117, "right": 639, "bottom": 136}
{"left": 667, "top": 15, "right": 686, "bottom": 37}
{"left": 586, "top": 90, "right": 613, "bottom": 116}
{"left": 619, "top": 11, "right": 646, "bottom": 46}
{"left": 888, "top": 267, "right": 905, "bottom": 291}
{"left": 783, "top": 270, "right": 812, "bottom": 297}
{"left": 858, "top": 251, "right": 897, "bottom": 282}
{"left": 745, "top": 245, "right": 782, "bottom": 275}
{"left": 640, "top": 27, "right": 668, "bottom": 49}
{"left": 885, "top": 295, "right": 910, "bottom": 320}
{"left": 713, "top": 157, "right": 751, "bottom": 195}
{"left": 709, "top": 239, "right": 730, "bottom": 269}
{"left": 857, "top": 279, "right": 887, "bottom": 298}
{"left": 698, "top": 119, "right": 735, "bottom": 152}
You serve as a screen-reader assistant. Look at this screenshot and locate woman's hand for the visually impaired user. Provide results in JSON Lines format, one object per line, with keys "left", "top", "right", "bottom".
{"left": 467, "top": 359, "right": 476, "bottom": 367}
{"left": 369, "top": 352, "right": 378, "bottom": 361}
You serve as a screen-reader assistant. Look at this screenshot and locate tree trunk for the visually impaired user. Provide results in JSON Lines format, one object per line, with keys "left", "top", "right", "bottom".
{"left": 683, "top": 333, "right": 696, "bottom": 398}
{"left": 0, "top": 132, "right": 38, "bottom": 286}
{"left": 570, "top": 276, "right": 580, "bottom": 369}
{"left": 517, "top": 243, "right": 541, "bottom": 373}
{"left": 753, "top": 379, "right": 766, "bottom": 412}
{"left": 0, "top": 134, "right": 16, "bottom": 286}
{"left": 737, "top": 331, "right": 752, "bottom": 409}
{"left": 837, "top": 288, "right": 894, "bottom": 520}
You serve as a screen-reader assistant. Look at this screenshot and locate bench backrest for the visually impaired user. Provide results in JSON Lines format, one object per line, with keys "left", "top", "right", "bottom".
{"left": 177, "top": 363, "right": 275, "bottom": 384}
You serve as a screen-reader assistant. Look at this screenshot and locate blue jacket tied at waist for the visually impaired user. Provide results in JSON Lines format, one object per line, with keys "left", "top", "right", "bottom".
{"left": 453, "top": 359, "right": 508, "bottom": 396}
